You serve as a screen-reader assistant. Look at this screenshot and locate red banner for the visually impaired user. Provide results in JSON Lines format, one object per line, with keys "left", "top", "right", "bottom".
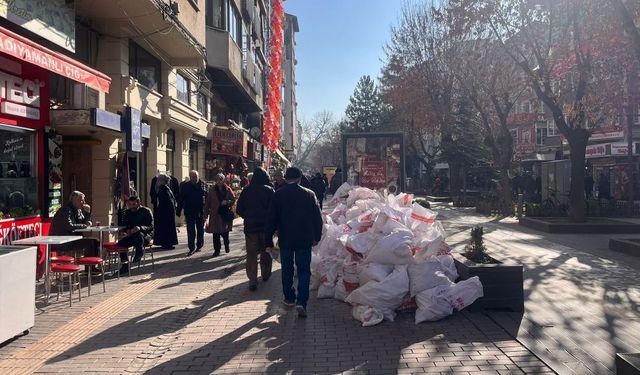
{"left": 0, "top": 26, "right": 111, "bottom": 93}
{"left": 211, "top": 128, "right": 247, "bottom": 157}
{"left": 360, "top": 160, "right": 387, "bottom": 190}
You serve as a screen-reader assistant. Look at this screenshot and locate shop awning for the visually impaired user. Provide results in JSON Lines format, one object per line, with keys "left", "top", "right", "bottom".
{"left": 0, "top": 26, "right": 111, "bottom": 93}
{"left": 275, "top": 148, "right": 291, "bottom": 166}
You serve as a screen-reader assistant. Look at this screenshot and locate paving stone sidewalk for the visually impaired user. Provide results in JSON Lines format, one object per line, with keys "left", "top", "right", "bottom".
{"left": 0, "top": 219, "right": 553, "bottom": 374}
{"left": 436, "top": 205, "right": 640, "bottom": 375}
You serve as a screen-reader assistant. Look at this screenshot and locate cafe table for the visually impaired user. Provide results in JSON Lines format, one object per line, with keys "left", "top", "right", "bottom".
{"left": 73, "top": 225, "right": 125, "bottom": 260}
{"left": 12, "top": 235, "right": 83, "bottom": 304}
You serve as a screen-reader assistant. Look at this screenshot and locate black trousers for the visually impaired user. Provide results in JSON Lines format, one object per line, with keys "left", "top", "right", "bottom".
{"left": 212, "top": 232, "right": 230, "bottom": 254}
{"left": 118, "top": 233, "right": 148, "bottom": 262}
{"left": 186, "top": 216, "right": 205, "bottom": 251}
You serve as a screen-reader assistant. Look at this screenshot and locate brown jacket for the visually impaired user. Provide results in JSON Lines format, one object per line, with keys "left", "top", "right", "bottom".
{"left": 205, "top": 184, "right": 235, "bottom": 234}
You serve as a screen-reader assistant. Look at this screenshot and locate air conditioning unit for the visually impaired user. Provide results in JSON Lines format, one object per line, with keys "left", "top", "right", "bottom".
{"left": 72, "top": 83, "right": 100, "bottom": 109}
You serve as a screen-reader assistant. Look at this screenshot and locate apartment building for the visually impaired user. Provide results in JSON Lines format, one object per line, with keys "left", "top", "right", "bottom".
{"left": 47, "top": 0, "right": 208, "bottom": 225}
{"left": 281, "top": 12, "right": 299, "bottom": 163}
{"left": 205, "top": 0, "right": 269, "bottom": 179}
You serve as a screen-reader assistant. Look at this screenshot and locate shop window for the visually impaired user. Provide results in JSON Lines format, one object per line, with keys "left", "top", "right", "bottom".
{"left": 547, "top": 119, "right": 558, "bottom": 136}
{"left": 129, "top": 41, "right": 162, "bottom": 91}
{"left": 176, "top": 73, "right": 190, "bottom": 104}
{"left": 0, "top": 126, "right": 38, "bottom": 219}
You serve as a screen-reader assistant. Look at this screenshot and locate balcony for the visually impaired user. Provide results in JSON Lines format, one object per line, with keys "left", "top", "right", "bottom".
{"left": 161, "top": 96, "right": 200, "bottom": 133}
{"left": 76, "top": 0, "right": 205, "bottom": 67}
{"left": 206, "top": 27, "right": 262, "bottom": 113}
{"left": 241, "top": 0, "right": 255, "bottom": 19}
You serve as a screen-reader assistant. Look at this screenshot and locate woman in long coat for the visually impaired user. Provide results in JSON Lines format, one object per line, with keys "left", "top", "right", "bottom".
{"left": 154, "top": 174, "right": 178, "bottom": 249}
{"left": 205, "top": 173, "right": 235, "bottom": 256}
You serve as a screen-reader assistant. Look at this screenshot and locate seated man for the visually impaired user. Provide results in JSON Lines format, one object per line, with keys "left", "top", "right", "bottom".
{"left": 118, "top": 196, "right": 154, "bottom": 274}
{"left": 49, "top": 190, "right": 98, "bottom": 258}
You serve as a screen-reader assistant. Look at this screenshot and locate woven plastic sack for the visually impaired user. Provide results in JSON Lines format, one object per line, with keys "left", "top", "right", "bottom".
{"left": 345, "top": 266, "right": 409, "bottom": 320}
{"left": 347, "top": 187, "right": 380, "bottom": 207}
{"left": 330, "top": 182, "right": 352, "bottom": 204}
{"left": 415, "top": 276, "right": 483, "bottom": 323}
{"left": 408, "top": 256, "right": 457, "bottom": 297}
{"left": 364, "top": 229, "right": 415, "bottom": 265}
{"left": 409, "top": 203, "right": 438, "bottom": 232}
{"left": 352, "top": 305, "right": 384, "bottom": 327}
{"left": 357, "top": 262, "right": 394, "bottom": 285}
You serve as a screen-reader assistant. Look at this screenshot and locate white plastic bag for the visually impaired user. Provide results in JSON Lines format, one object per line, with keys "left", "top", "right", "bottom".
{"left": 415, "top": 288, "right": 453, "bottom": 323}
{"left": 345, "top": 231, "right": 378, "bottom": 255}
{"left": 409, "top": 203, "right": 438, "bottom": 232}
{"left": 352, "top": 305, "right": 384, "bottom": 327}
{"left": 330, "top": 182, "right": 352, "bottom": 203}
{"left": 334, "top": 276, "right": 348, "bottom": 301}
{"left": 364, "top": 229, "right": 415, "bottom": 265}
{"left": 317, "top": 284, "right": 335, "bottom": 299}
{"left": 345, "top": 266, "right": 409, "bottom": 320}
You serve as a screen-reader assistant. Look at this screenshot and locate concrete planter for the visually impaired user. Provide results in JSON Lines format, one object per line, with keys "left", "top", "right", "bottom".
{"left": 453, "top": 252, "right": 524, "bottom": 312}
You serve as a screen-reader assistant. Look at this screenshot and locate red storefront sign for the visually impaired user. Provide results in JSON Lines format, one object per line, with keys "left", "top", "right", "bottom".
{"left": 360, "top": 159, "right": 387, "bottom": 190}
{"left": 211, "top": 127, "right": 248, "bottom": 157}
{"left": 0, "top": 26, "right": 111, "bottom": 93}
{"left": 0, "top": 216, "right": 43, "bottom": 245}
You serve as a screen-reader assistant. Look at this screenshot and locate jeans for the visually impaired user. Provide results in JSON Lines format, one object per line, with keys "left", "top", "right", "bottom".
{"left": 280, "top": 247, "right": 311, "bottom": 308}
{"left": 212, "top": 232, "right": 230, "bottom": 254}
{"left": 118, "top": 232, "right": 147, "bottom": 262}
{"left": 186, "top": 216, "right": 205, "bottom": 251}
{"left": 245, "top": 233, "right": 272, "bottom": 285}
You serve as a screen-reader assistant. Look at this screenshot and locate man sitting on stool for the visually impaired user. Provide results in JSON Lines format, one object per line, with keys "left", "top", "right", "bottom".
{"left": 50, "top": 190, "right": 99, "bottom": 259}
{"left": 118, "top": 196, "right": 153, "bottom": 274}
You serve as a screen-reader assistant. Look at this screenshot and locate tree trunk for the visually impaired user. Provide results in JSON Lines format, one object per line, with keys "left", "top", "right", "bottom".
{"left": 567, "top": 129, "right": 590, "bottom": 222}
{"left": 499, "top": 169, "right": 512, "bottom": 216}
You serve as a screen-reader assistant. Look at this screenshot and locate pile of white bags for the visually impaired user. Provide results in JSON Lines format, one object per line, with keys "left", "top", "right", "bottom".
{"left": 314, "top": 183, "right": 483, "bottom": 326}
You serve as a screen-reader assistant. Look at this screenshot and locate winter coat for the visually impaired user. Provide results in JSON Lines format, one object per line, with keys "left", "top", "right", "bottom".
{"left": 310, "top": 176, "right": 327, "bottom": 202}
{"left": 154, "top": 184, "right": 178, "bottom": 246}
{"left": 329, "top": 172, "right": 343, "bottom": 195}
{"left": 205, "top": 184, "right": 235, "bottom": 234}
{"left": 236, "top": 169, "right": 274, "bottom": 234}
{"left": 265, "top": 183, "right": 323, "bottom": 249}
{"left": 49, "top": 203, "right": 91, "bottom": 236}
{"left": 177, "top": 180, "right": 208, "bottom": 218}
{"left": 121, "top": 206, "right": 154, "bottom": 243}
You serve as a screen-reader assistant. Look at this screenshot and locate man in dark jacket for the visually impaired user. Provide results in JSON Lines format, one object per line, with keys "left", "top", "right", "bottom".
{"left": 117, "top": 196, "right": 154, "bottom": 274}
{"left": 265, "top": 167, "right": 323, "bottom": 317}
{"left": 328, "top": 168, "right": 343, "bottom": 195}
{"left": 236, "top": 167, "right": 274, "bottom": 291}
{"left": 50, "top": 191, "right": 98, "bottom": 258}
{"left": 310, "top": 172, "right": 327, "bottom": 209}
{"left": 179, "top": 170, "right": 208, "bottom": 256}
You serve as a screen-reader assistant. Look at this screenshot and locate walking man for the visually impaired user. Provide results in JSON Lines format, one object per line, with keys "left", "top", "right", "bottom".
{"left": 265, "top": 167, "right": 323, "bottom": 317}
{"left": 178, "top": 170, "right": 208, "bottom": 256}
{"left": 236, "top": 167, "right": 274, "bottom": 291}
{"left": 310, "top": 172, "right": 327, "bottom": 209}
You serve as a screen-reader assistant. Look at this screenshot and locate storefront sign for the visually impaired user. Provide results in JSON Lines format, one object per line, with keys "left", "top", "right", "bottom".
{"left": 323, "top": 166, "right": 337, "bottom": 184}
{"left": 211, "top": 127, "right": 247, "bottom": 157}
{"left": 0, "top": 0, "right": 75, "bottom": 52}
{"left": 0, "top": 65, "right": 44, "bottom": 121}
{"left": 141, "top": 123, "right": 150, "bottom": 139}
{"left": 586, "top": 143, "right": 607, "bottom": 158}
{"left": 91, "top": 108, "right": 120, "bottom": 132}
{"left": 611, "top": 142, "right": 630, "bottom": 156}
{"left": 0, "top": 26, "right": 110, "bottom": 92}
{"left": 590, "top": 127, "right": 624, "bottom": 141}
{"left": 122, "top": 107, "right": 141, "bottom": 152}
{"left": 360, "top": 159, "right": 387, "bottom": 190}
{"left": 0, "top": 216, "right": 42, "bottom": 245}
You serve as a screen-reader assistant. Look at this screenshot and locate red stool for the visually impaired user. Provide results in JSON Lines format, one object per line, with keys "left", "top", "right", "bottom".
{"left": 51, "top": 264, "right": 81, "bottom": 306}
{"left": 76, "top": 257, "right": 106, "bottom": 296}
{"left": 50, "top": 255, "right": 75, "bottom": 264}
{"left": 105, "top": 245, "right": 131, "bottom": 278}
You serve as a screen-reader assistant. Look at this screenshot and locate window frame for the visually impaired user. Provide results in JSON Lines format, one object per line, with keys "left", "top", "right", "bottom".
{"left": 129, "top": 41, "right": 162, "bottom": 92}
{"left": 176, "top": 73, "right": 191, "bottom": 105}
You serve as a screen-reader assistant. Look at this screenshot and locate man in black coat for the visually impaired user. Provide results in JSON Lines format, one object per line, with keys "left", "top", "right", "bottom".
{"left": 265, "top": 167, "right": 323, "bottom": 317}
{"left": 310, "top": 172, "right": 327, "bottom": 209}
{"left": 49, "top": 190, "right": 98, "bottom": 258}
{"left": 117, "top": 196, "right": 154, "bottom": 274}
{"left": 178, "top": 170, "right": 208, "bottom": 256}
{"left": 236, "top": 167, "right": 274, "bottom": 291}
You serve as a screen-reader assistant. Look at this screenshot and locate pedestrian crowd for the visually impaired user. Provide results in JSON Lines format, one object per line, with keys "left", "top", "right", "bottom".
{"left": 49, "top": 166, "right": 327, "bottom": 318}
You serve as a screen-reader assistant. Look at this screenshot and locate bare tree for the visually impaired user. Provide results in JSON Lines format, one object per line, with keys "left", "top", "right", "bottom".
{"left": 296, "top": 111, "right": 336, "bottom": 167}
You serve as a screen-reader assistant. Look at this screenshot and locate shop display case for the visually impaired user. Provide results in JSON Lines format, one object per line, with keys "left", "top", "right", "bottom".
{"left": 0, "top": 246, "right": 37, "bottom": 344}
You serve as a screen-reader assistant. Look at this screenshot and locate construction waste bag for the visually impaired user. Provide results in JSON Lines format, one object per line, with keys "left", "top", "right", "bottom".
{"left": 313, "top": 183, "right": 484, "bottom": 327}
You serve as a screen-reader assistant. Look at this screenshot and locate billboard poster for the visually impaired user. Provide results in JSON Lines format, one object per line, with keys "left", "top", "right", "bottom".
{"left": 0, "top": 0, "right": 75, "bottom": 52}
{"left": 342, "top": 132, "right": 405, "bottom": 192}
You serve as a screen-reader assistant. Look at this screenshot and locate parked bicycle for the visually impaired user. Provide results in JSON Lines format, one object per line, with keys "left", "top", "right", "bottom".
{"left": 540, "top": 187, "right": 569, "bottom": 216}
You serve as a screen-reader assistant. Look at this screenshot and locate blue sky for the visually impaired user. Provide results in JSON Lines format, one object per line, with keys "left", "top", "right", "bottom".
{"left": 284, "top": 0, "right": 403, "bottom": 123}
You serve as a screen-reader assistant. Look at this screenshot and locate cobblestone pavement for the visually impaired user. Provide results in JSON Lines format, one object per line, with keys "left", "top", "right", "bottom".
{"left": 436, "top": 205, "right": 640, "bottom": 375}
{"left": 0, "top": 218, "right": 554, "bottom": 374}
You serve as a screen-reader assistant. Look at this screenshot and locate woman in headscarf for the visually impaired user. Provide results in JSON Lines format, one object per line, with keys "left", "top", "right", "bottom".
{"left": 205, "top": 173, "right": 235, "bottom": 256}
{"left": 153, "top": 173, "right": 178, "bottom": 249}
